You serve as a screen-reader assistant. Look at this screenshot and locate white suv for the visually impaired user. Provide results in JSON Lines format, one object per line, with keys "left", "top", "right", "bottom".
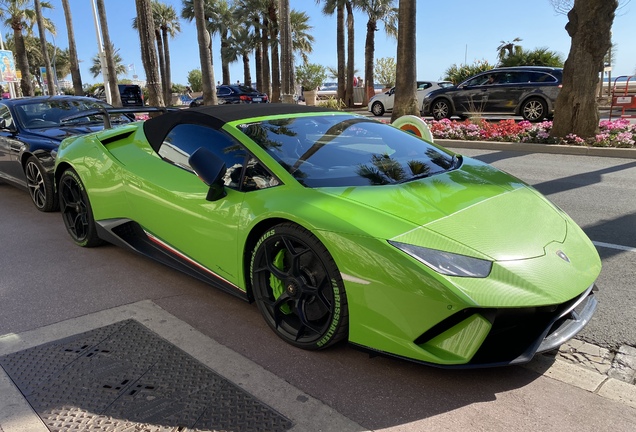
{"left": 368, "top": 81, "right": 453, "bottom": 116}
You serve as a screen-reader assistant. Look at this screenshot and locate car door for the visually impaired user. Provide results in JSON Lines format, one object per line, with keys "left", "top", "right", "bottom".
{"left": 117, "top": 124, "right": 267, "bottom": 286}
{"left": 0, "top": 104, "right": 26, "bottom": 184}
{"left": 485, "top": 72, "right": 530, "bottom": 114}
{"left": 453, "top": 74, "right": 492, "bottom": 115}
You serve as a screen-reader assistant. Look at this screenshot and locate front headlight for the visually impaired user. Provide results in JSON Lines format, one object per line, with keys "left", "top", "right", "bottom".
{"left": 389, "top": 241, "right": 492, "bottom": 278}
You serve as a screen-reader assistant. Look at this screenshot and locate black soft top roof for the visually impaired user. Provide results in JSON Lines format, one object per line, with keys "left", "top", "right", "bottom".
{"left": 143, "top": 103, "right": 335, "bottom": 153}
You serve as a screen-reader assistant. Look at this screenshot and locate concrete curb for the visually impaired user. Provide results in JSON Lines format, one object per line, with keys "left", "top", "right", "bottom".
{"left": 438, "top": 139, "right": 636, "bottom": 159}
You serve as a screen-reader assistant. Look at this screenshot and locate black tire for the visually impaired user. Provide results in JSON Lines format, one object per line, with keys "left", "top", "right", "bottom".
{"left": 58, "top": 168, "right": 103, "bottom": 247}
{"left": 521, "top": 97, "right": 547, "bottom": 122}
{"left": 250, "top": 223, "right": 348, "bottom": 350}
{"left": 25, "top": 155, "right": 58, "bottom": 212}
{"left": 371, "top": 101, "right": 385, "bottom": 116}
{"left": 431, "top": 99, "right": 452, "bottom": 120}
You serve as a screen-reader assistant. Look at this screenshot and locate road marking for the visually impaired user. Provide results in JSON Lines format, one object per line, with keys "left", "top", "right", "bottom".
{"left": 593, "top": 241, "right": 636, "bottom": 253}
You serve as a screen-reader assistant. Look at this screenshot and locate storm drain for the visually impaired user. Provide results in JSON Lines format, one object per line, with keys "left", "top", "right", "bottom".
{"left": 0, "top": 319, "right": 293, "bottom": 432}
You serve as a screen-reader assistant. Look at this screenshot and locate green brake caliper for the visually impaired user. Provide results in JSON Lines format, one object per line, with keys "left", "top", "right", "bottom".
{"left": 270, "top": 249, "right": 292, "bottom": 314}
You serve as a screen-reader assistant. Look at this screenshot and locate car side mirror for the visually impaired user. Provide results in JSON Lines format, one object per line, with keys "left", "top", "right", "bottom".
{"left": 0, "top": 118, "right": 16, "bottom": 133}
{"left": 188, "top": 147, "right": 227, "bottom": 201}
{"left": 389, "top": 88, "right": 395, "bottom": 96}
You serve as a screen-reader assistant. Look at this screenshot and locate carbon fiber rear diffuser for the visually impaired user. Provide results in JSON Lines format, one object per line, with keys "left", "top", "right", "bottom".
{"left": 0, "top": 320, "right": 292, "bottom": 432}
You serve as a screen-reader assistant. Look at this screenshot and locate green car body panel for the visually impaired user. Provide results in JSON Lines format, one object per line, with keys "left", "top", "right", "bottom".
{"left": 54, "top": 107, "right": 601, "bottom": 366}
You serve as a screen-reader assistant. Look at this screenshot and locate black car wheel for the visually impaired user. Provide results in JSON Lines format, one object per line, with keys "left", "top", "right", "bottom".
{"left": 431, "top": 99, "right": 452, "bottom": 120}
{"left": 371, "top": 101, "right": 385, "bottom": 116}
{"left": 25, "top": 156, "right": 58, "bottom": 212}
{"left": 59, "top": 169, "right": 103, "bottom": 247}
{"left": 521, "top": 98, "right": 547, "bottom": 122}
{"left": 250, "top": 223, "right": 349, "bottom": 350}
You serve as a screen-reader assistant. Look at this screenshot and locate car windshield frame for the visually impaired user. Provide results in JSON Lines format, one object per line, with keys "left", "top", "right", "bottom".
{"left": 238, "top": 114, "right": 457, "bottom": 188}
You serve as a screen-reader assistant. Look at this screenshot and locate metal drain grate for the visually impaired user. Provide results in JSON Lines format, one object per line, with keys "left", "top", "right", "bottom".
{"left": 0, "top": 320, "right": 293, "bottom": 432}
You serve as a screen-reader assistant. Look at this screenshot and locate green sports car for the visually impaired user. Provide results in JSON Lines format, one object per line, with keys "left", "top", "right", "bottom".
{"left": 54, "top": 104, "right": 600, "bottom": 367}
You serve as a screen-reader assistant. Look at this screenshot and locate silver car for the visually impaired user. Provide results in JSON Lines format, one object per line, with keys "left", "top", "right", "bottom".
{"left": 368, "top": 81, "right": 454, "bottom": 116}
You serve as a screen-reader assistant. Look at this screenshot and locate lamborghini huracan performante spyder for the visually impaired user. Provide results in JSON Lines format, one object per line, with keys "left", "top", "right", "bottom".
{"left": 54, "top": 104, "right": 600, "bottom": 367}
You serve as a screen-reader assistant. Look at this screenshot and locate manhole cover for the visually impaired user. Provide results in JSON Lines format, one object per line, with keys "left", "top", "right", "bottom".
{"left": 0, "top": 320, "right": 293, "bottom": 432}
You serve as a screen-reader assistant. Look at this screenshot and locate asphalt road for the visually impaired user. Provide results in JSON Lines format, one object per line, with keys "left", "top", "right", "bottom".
{"left": 446, "top": 148, "right": 636, "bottom": 350}
{"left": 1, "top": 150, "right": 636, "bottom": 431}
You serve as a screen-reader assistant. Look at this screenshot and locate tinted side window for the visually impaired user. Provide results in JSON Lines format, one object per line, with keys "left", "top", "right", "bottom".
{"left": 0, "top": 104, "right": 14, "bottom": 129}
{"left": 158, "top": 124, "right": 278, "bottom": 191}
{"left": 531, "top": 72, "right": 558, "bottom": 83}
{"left": 217, "top": 87, "right": 231, "bottom": 96}
{"left": 504, "top": 72, "right": 533, "bottom": 84}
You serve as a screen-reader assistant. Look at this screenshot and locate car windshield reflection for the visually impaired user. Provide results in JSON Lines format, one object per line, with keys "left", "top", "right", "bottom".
{"left": 238, "top": 115, "right": 456, "bottom": 187}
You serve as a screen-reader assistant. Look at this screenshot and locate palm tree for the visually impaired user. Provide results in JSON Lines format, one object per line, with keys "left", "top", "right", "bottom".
{"left": 4, "top": 34, "right": 69, "bottom": 86}
{"left": 61, "top": 0, "right": 82, "bottom": 95}
{"left": 96, "top": 0, "right": 122, "bottom": 106}
{"left": 267, "top": 1, "right": 280, "bottom": 102}
{"left": 345, "top": 0, "right": 355, "bottom": 107}
{"left": 225, "top": 25, "right": 256, "bottom": 87}
{"left": 391, "top": 0, "right": 418, "bottom": 121}
{"left": 193, "top": 0, "right": 216, "bottom": 104}
{"left": 498, "top": 47, "right": 564, "bottom": 67}
{"left": 89, "top": 44, "right": 128, "bottom": 78}
{"left": 33, "top": 0, "right": 54, "bottom": 95}
{"left": 279, "top": 0, "right": 292, "bottom": 102}
{"left": 497, "top": 37, "right": 523, "bottom": 62}
{"left": 233, "top": 0, "right": 266, "bottom": 91}
{"left": 290, "top": 10, "right": 314, "bottom": 65}
{"left": 356, "top": 0, "right": 397, "bottom": 105}
{"left": 135, "top": 0, "right": 164, "bottom": 106}
{"left": 316, "top": 0, "right": 346, "bottom": 102}
{"left": 155, "top": 1, "right": 180, "bottom": 105}
{"left": 0, "top": 0, "right": 54, "bottom": 96}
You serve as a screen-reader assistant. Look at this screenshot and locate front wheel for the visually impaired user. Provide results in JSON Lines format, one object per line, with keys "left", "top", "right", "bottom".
{"left": 431, "top": 99, "right": 452, "bottom": 120}
{"left": 25, "top": 156, "right": 57, "bottom": 212}
{"left": 371, "top": 101, "right": 385, "bottom": 116}
{"left": 521, "top": 98, "right": 547, "bottom": 122}
{"left": 58, "top": 168, "right": 103, "bottom": 247}
{"left": 250, "top": 223, "right": 349, "bottom": 350}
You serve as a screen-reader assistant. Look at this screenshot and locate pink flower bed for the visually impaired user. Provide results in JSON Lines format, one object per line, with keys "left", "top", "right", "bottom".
{"left": 426, "top": 118, "right": 636, "bottom": 148}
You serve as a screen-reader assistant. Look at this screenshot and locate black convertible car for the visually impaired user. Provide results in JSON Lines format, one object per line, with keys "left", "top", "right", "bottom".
{"left": 0, "top": 95, "right": 163, "bottom": 212}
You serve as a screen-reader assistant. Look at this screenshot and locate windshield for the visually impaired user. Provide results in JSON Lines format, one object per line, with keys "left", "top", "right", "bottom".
{"left": 14, "top": 99, "right": 130, "bottom": 129}
{"left": 238, "top": 114, "right": 456, "bottom": 188}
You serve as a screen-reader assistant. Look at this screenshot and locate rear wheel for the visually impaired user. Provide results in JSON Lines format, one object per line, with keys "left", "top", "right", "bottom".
{"left": 521, "top": 98, "right": 547, "bottom": 122}
{"left": 58, "top": 168, "right": 103, "bottom": 247}
{"left": 25, "top": 156, "right": 57, "bottom": 212}
{"left": 431, "top": 99, "right": 452, "bottom": 120}
{"left": 250, "top": 223, "right": 348, "bottom": 350}
{"left": 371, "top": 101, "right": 385, "bottom": 116}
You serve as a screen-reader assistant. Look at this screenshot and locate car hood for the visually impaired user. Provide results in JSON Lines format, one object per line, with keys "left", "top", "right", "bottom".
{"left": 24, "top": 125, "right": 105, "bottom": 143}
{"left": 320, "top": 159, "right": 566, "bottom": 261}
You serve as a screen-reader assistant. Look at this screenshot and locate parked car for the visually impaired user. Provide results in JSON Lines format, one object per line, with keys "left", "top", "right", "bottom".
{"left": 368, "top": 81, "right": 454, "bottom": 116}
{"left": 189, "top": 85, "right": 269, "bottom": 107}
{"left": 0, "top": 96, "right": 157, "bottom": 211}
{"left": 422, "top": 66, "right": 563, "bottom": 122}
{"left": 54, "top": 103, "right": 599, "bottom": 367}
{"left": 93, "top": 84, "right": 145, "bottom": 107}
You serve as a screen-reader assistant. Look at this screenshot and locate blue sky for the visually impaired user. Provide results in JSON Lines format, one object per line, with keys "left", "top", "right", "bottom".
{"left": 19, "top": 0, "right": 636, "bottom": 86}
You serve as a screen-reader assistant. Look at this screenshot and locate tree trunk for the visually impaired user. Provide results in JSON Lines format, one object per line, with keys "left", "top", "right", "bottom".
{"left": 345, "top": 1, "right": 354, "bottom": 108}
{"left": 551, "top": 0, "right": 617, "bottom": 139}
{"left": 278, "top": 0, "right": 293, "bottom": 102}
{"left": 162, "top": 28, "right": 172, "bottom": 105}
{"left": 268, "top": 1, "right": 280, "bottom": 103}
{"left": 97, "top": 0, "right": 122, "bottom": 107}
{"left": 363, "top": 18, "right": 376, "bottom": 106}
{"left": 155, "top": 28, "right": 167, "bottom": 103}
{"left": 261, "top": 15, "right": 271, "bottom": 98}
{"left": 336, "top": 5, "right": 345, "bottom": 102}
{"left": 253, "top": 17, "right": 262, "bottom": 92}
{"left": 135, "top": 0, "right": 164, "bottom": 106}
{"left": 242, "top": 54, "right": 252, "bottom": 87}
{"left": 221, "top": 30, "right": 231, "bottom": 84}
{"left": 193, "top": 0, "right": 216, "bottom": 105}
{"left": 391, "top": 0, "right": 418, "bottom": 122}
{"left": 13, "top": 25, "right": 33, "bottom": 96}
{"left": 62, "top": 0, "right": 83, "bottom": 95}
{"left": 34, "top": 0, "right": 55, "bottom": 96}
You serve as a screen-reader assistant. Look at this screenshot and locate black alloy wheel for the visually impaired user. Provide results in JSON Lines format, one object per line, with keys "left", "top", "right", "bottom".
{"left": 250, "top": 223, "right": 349, "bottom": 350}
{"left": 58, "top": 169, "right": 103, "bottom": 247}
{"left": 25, "top": 156, "right": 57, "bottom": 212}
{"left": 521, "top": 97, "right": 547, "bottom": 122}
{"left": 431, "top": 99, "right": 452, "bottom": 120}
